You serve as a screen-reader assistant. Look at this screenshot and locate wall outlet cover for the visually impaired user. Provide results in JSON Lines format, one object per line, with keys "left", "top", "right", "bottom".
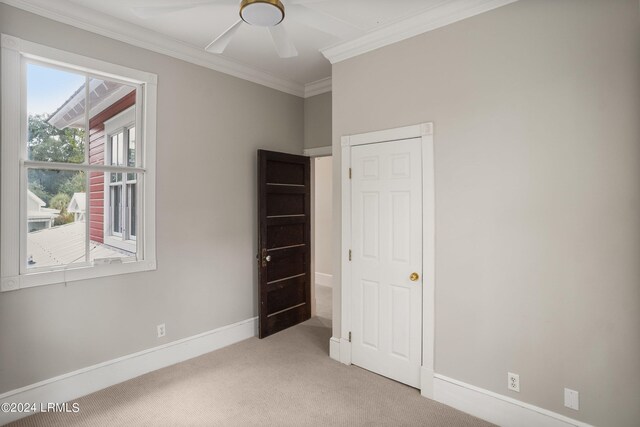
{"left": 507, "top": 372, "right": 520, "bottom": 392}
{"left": 564, "top": 388, "right": 579, "bottom": 410}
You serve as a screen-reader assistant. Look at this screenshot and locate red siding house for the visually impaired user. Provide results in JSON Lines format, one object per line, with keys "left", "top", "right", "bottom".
{"left": 48, "top": 80, "right": 136, "bottom": 254}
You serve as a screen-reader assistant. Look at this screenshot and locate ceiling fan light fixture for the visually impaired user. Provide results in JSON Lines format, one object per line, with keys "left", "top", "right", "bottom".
{"left": 240, "top": 0, "right": 285, "bottom": 27}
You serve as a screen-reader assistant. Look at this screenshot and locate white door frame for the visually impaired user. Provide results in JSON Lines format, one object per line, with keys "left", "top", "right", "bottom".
{"left": 339, "top": 122, "right": 435, "bottom": 397}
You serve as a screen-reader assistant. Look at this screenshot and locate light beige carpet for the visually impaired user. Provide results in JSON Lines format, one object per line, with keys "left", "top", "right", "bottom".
{"left": 10, "top": 319, "right": 494, "bottom": 427}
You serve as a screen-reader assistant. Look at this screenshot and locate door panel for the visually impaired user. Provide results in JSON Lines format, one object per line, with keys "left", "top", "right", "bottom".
{"left": 258, "top": 150, "right": 311, "bottom": 338}
{"left": 266, "top": 193, "right": 305, "bottom": 217}
{"left": 266, "top": 161, "right": 305, "bottom": 184}
{"left": 266, "top": 224, "right": 305, "bottom": 249}
{"left": 266, "top": 247, "right": 306, "bottom": 282}
{"left": 361, "top": 193, "right": 380, "bottom": 259}
{"left": 267, "top": 276, "right": 306, "bottom": 314}
{"left": 361, "top": 280, "right": 380, "bottom": 348}
{"left": 351, "top": 138, "right": 422, "bottom": 388}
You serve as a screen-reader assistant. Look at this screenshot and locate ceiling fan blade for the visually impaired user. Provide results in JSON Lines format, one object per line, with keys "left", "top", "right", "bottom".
{"left": 268, "top": 25, "right": 298, "bottom": 58}
{"left": 286, "top": 3, "right": 362, "bottom": 39}
{"left": 205, "top": 20, "right": 244, "bottom": 54}
{"left": 131, "top": 0, "right": 235, "bottom": 19}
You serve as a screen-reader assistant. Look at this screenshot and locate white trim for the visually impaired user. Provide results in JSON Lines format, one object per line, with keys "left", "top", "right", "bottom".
{"left": 340, "top": 123, "right": 435, "bottom": 395}
{"left": 21, "top": 161, "right": 145, "bottom": 174}
{"left": 0, "top": 0, "right": 307, "bottom": 97}
{"left": 329, "top": 336, "right": 341, "bottom": 362}
{"left": 7, "top": 260, "right": 157, "bottom": 291}
{"left": 433, "top": 375, "right": 594, "bottom": 427}
{"left": 345, "top": 123, "right": 432, "bottom": 147}
{"left": 0, "top": 34, "right": 157, "bottom": 291}
{"left": 321, "top": 0, "right": 519, "bottom": 64}
{"left": 0, "top": 38, "right": 22, "bottom": 290}
{"left": 0, "top": 316, "right": 258, "bottom": 425}
{"left": 303, "top": 146, "right": 332, "bottom": 157}
{"left": 421, "top": 124, "right": 436, "bottom": 391}
{"left": 315, "top": 272, "right": 332, "bottom": 288}
{"left": 1, "top": 34, "right": 157, "bottom": 84}
{"left": 103, "top": 105, "right": 135, "bottom": 131}
{"left": 310, "top": 158, "right": 316, "bottom": 317}
{"left": 420, "top": 366, "right": 435, "bottom": 399}
{"left": 340, "top": 136, "right": 352, "bottom": 361}
{"left": 304, "top": 77, "right": 332, "bottom": 98}
{"left": 339, "top": 337, "right": 352, "bottom": 365}
{"left": 103, "top": 236, "right": 137, "bottom": 253}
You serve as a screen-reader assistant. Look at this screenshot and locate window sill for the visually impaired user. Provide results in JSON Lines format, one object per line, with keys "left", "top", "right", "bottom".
{"left": 0, "top": 259, "right": 157, "bottom": 292}
{"left": 104, "top": 236, "right": 137, "bottom": 253}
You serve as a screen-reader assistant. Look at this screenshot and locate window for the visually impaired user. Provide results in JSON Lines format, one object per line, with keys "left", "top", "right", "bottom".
{"left": 104, "top": 108, "right": 137, "bottom": 252}
{"left": 1, "top": 34, "right": 157, "bottom": 291}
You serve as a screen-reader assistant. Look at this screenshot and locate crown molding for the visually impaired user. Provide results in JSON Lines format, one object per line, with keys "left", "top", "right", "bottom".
{"left": 321, "top": 0, "right": 520, "bottom": 64}
{"left": 0, "top": 0, "right": 307, "bottom": 97}
{"left": 304, "top": 77, "right": 332, "bottom": 98}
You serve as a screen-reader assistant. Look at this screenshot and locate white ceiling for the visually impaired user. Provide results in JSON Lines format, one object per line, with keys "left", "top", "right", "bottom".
{"left": 3, "top": 0, "right": 518, "bottom": 96}
{"left": 61, "top": 0, "right": 446, "bottom": 86}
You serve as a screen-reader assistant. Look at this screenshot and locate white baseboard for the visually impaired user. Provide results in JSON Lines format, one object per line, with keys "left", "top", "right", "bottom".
{"left": 315, "top": 272, "right": 333, "bottom": 288}
{"left": 433, "top": 374, "right": 593, "bottom": 427}
{"left": 0, "top": 317, "right": 258, "bottom": 425}
{"left": 329, "top": 336, "right": 341, "bottom": 362}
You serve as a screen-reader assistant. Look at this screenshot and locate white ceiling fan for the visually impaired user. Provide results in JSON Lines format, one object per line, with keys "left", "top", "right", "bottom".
{"left": 131, "top": 0, "right": 361, "bottom": 58}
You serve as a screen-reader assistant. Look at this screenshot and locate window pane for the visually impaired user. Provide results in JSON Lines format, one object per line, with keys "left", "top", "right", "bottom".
{"left": 111, "top": 185, "right": 122, "bottom": 235}
{"left": 110, "top": 134, "right": 118, "bottom": 165}
{"left": 27, "top": 63, "right": 86, "bottom": 163}
{"left": 89, "top": 76, "right": 136, "bottom": 167}
{"left": 117, "top": 133, "right": 124, "bottom": 166}
{"left": 128, "top": 127, "right": 136, "bottom": 167}
{"left": 110, "top": 172, "right": 122, "bottom": 184}
{"left": 88, "top": 173, "right": 138, "bottom": 261}
{"left": 128, "top": 183, "right": 137, "bottom": 238}
{"left": 27, "top": 169, "right": 87, "bottom": 269}
{"left": 109, "top": 133, "right": 125, "bottom": 166}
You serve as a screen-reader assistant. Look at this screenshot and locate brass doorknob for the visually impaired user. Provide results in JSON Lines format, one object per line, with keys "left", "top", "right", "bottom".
{"left": 409, "top": 272, "right": 420, "bottom": 282}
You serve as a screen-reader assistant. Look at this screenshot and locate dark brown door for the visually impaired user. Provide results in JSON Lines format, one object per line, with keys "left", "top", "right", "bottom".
{"left": 257, "top": 150, "right": 311, "bottom": 338}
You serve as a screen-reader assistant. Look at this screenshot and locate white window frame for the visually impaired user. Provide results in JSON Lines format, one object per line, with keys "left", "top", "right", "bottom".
{"left": 104, "top": 107, "right": 137, "bottom": 253}
{"left": 0, "top": 34, "right": 157, "bottom": 292}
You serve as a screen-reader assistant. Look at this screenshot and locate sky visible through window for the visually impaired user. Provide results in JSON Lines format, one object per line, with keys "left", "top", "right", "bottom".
{"left": 27, "top": 63, "right": 85, "bottom": 115}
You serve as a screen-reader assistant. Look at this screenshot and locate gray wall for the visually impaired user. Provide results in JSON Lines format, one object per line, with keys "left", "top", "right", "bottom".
{"left": 331, "top": 1, "right": 640, "bottom": 426}
{"left": 304, "top": 92, "right": 331, "bottom": 149}
{"left": 0, "top": 4, "right": 304, "bottom": 392}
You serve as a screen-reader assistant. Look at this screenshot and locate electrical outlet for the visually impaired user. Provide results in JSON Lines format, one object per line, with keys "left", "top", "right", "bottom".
{"left": 564, "top": 388, "right": 579, "bottom": 410}
{"left": 157, "top": 323, "right": 166, "bottom": 338}
{"left": 507, "top": 372, "right": 520, "bottom": 392}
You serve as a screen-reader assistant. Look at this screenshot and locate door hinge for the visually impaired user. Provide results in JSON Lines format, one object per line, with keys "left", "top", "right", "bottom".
{"left": 348, "top": 249, "right": 352, "bottom": 261}
{"left": 348, "top": 331, "right": 352, "bottom": 342}
{"left": 349, "top": 168, "right": 352, "bottom": 179}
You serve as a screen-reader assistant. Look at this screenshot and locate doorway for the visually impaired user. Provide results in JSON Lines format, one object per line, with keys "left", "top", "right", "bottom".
{"left": 339, "top": 123, "right": 435, "bottom": 396}
{"left": 311, "top": 155, "right": 333, "bottom": 327}
{"left": 350, "top": 137, "right": 423, "bottom": 387}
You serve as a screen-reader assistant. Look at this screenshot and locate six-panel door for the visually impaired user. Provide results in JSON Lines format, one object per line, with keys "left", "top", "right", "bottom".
{"left": 351, "top": 138, "right": 423, "bottom": 388}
